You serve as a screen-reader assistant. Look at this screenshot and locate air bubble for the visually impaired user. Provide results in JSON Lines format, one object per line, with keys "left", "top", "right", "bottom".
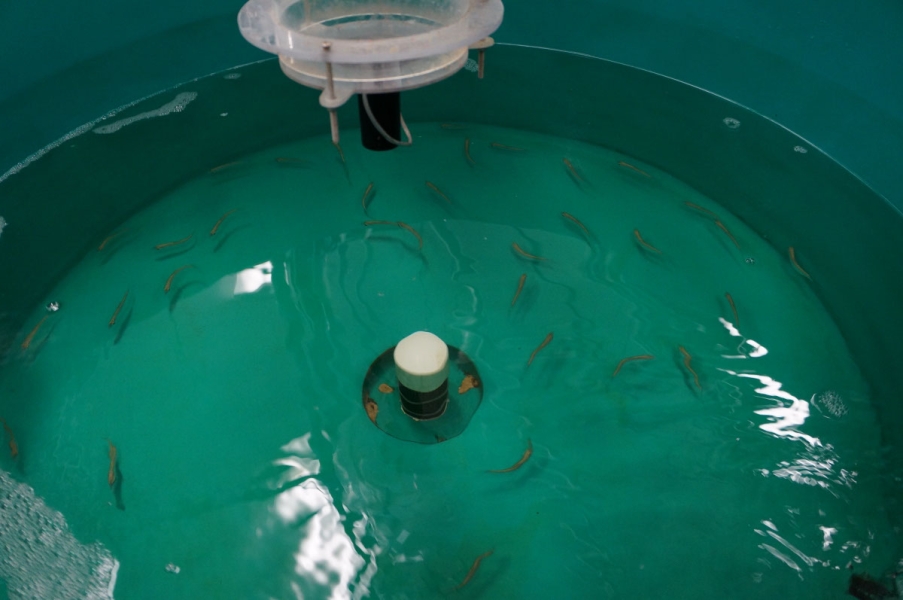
{"left": 745, "top": 257, "right": 755, "bottom": 264}
{"left": 223, "top": 73, "right": 242, "bottom": 80}
{"left": 723, "top": 117, "right": 741, "bottom": 129}
{"left": 794, "top": 145, "right": 808, "bottom": 154}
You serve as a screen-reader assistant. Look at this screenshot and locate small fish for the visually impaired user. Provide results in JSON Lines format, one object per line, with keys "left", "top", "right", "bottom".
{"left": 510, "top": 273, "right": 527, "bottom": 307}
{"left": 488, "top": 439, "right": 533, "bottom": 473}
{"left": 106, "top": 438, "right": 117, "bottom": 488}
{"left": 562, "top": 212, "right": 591, "bottom": 237}
{"left": 563, "top": 158, "right": 583, "bottom": 182}
{"left": 458, "top": 374, "right": 479, "bottom": 394}
{"left": 1, "top": 418, "right": 18, "bottom": 459}
{"left": 164, "top": 265, "right": 194, "bottom": 293}
{"left": 435, "top": 434, "right": 447, "bottom": 443}
{"left": 209, "top": 209, "right": 237, "bottom": 236}
{"left": 364, "top": 397, "right": 379, "bottom": 424}
{"left": 451, "top": 550, "right": 494, "bottom": 591}
{"left": 378, "top": 383, "right": 394, "bottom": 394}
{"left": 21, "top": 315, "right": 49, "bottom": 351}
{"left": 464, "top": 138, "right": 475, "bottom": 165}
{"left": 154, "top": 233, "right": 193, "bottom": 251}
{"left": 361, "top": 182, "right": 374, "bottom": 213}
{"left": 275, "top": 157, "right": 308, "bottom": 165}
{"left": 788, "top": 246, "right": 811, "bottom": 279}
{"left": 633, "top": 229, "right": 662, "bottom": 254}
{"left": 490, "top": 142, "right": 523, "bottom": 151}
{"left": 397, "top": 222, "right": 424, "bottom": 250}
{"left": 618, "top": 161, "right": 651, "bottom": 178}
{"left": 333, "top": 141, "right": 346, "bottom": 165}
{"left": 612, "top": 354, "right": 654, "bottom": 377}
{"left": 678, "top": 346, "right": 701, "bottom": 389}
{"left": 725, "top": 292, "right": 739, "bottom": 325}
{"left": 109, "top": 290, "right": 129, "bottom": 327}
{"left": 684, "top": 201, "right": 720, "bottom": 219}
{"left": 209, "top": 161, "right": 239, "bottom": 173}
{"left": 98, "top": 230, "right": 126, "bottom": 251}
{"left": 425, "top": 181, "right": 452, "bottom": 204}
{"left": 714, "top": 220, "right": 740, "bottom": 249}
{"left": 527, "top": 333, "right": 553, "bottom": 366}
{"left": 512, "top": 242, "right": 547, "bottom": 261}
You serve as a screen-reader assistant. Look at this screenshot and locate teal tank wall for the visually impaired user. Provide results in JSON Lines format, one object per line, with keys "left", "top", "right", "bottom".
{"left": 1, "top": 1, "right": 901, "bottom": 210}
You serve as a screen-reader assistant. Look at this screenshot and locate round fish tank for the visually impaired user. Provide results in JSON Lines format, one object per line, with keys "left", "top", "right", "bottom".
{"left": 0, "top": 4, "right": 902, "bottom": 600}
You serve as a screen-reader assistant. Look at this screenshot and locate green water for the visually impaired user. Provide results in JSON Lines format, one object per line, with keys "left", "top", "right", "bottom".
{"left": 0, "top": 97, "right": 899, "bottom": 597}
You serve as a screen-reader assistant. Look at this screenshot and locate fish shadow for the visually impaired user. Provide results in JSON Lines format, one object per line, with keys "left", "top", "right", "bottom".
{"left": 113, "top": 308, "right": 133, "bottom": 346}
{"left": 169, "top": 281, "right": 201, "bottom": 313}
{"left": 213, "top": 224, "right": 252, "bottom": 253}
{"left": 155, "top": 241, "right": 196, "bottom": 262}
{"left": 112, "top": 461, "right": 125, "bottom": 511}
{"left": 98, "top": 234, "right": 137, "bottom": 266}
{"left": 24, "top": 325, "right": 56, "bottom": 364}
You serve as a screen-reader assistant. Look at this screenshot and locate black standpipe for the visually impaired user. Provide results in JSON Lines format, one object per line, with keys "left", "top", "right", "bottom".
{"left": 358, "top": 92, "right": 401, "bottom": 151}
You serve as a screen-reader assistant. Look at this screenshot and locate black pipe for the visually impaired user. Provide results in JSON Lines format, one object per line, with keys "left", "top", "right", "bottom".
{"left": 358, "top": 92, "right": 401, "bottom": 151}
{"left": 399, "top": 380, "right": 449, "bottom": 421}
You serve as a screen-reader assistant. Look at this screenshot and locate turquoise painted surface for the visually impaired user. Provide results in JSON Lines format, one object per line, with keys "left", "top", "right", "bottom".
{"left": 1, "top": 1, "right": 901, "bottom": 210}
{"left": 1, "top": 112, "right": 897, "bottom": 597}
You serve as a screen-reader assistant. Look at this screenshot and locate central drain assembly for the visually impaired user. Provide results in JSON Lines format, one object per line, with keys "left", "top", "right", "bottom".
{"left": 363, "top": 331, "right": 482, "bottom": 444}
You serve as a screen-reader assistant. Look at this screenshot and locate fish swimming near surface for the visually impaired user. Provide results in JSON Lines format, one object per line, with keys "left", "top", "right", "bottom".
{"left": 510, "top": 273, "right": 527, "bottom": 307}
{"left": 333, "top": 141, "right": 346, "bottom": 165}
{"left": 512, "top": 242, "right": 546, "bottom": 261}
{"left": 425, "top": 181, "right": 452, "bottom": 204}
{"left": 458, "top": 374, "right": 479, "bottom": 394}
{"left": 98, "top": 230, "right": 127, "bottom": 251}
{"left": 396, "top": 222, "right": 424, "bottom": 250}
{"left": 562, "top": 212, "right": 591, "bottom": 237}
{"left": 633, "top": 229, "right": 662, "bottom": 254}
{"left": 21, "top": 315, "right": 49, "bottom": 351}
{"left": 612, "top": 354, "right": 654, "bottom": 377}
{"left": 1, "top": 418, "right": 18, "bottom": 459}
{"left": 490, "top": 142, "right": 523, "bottom": 151}
{"left": 275, "top": 157, "right": 308, "bottom": 165}
{"left": 154, "top": 233, "right": 193, "bottom": 251}
{"left": 209, "top": 209, "right": 237, "bottom": 236}
{"left": 725, "top": 292, "right": 739, "bottom": 325}
{"left": 464, "top": 138, "right": 475, "bottom": 165}
{"left": 209, "top": 161, "right": 239, "bottom": 173}
{"left": 361, "top": 182, "right": 374, "bottom": 214}
{"left": 678, "top": 346, "right": 701, "bottom": 389}
{"left": 618, "top": 161, "right": 651, "bottom": 178}
{"left": 527, "top": 333, "right": 553, "bottom": 366}
{"left": 450, "top": 549, "right": 494, "bottom": 592}
{"left": 364, "top": 397, "right": 379, "bottom": 424}
{"left": 164, "top": 265, "right": 194, "bottom": 293}
{"left": 714, "top": 220, "right": 740, "bottom": 249}
{"left": 684, "top": 201, "right": 720, "bottom": 219}
{"left": 488, "top": 439, "right": 533, "bottom": 473}
{"left": 106, "top": 438, "right": 118, "bottom": 488}
{"left": 109, "top": 290, "right": 129, "bottom": 327}
{"left": 563, "top": 158, "right": 583, "bottom": 182}
{"left": 788, "top": 246, "right": 811, "bottom": 279}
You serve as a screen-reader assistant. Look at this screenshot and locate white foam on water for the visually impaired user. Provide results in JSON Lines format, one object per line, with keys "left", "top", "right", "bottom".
{"left": 92, "top": 92, "right": 198, "bottom": 135}
{"left": 0, "top": 471, "right": 118, "bottom": 599}
{"left": 0, "top": 89, "right": 175, "bottom": 185}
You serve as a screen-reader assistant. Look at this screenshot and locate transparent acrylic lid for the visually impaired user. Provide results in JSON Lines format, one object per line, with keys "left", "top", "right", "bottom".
{"left": 238, "top": 0, "right": 504, "bottom": 65}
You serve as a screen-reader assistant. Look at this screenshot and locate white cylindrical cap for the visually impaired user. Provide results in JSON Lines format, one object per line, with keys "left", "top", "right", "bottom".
{"left": 394, "top": 331, "right": 449, "bottom": 393}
